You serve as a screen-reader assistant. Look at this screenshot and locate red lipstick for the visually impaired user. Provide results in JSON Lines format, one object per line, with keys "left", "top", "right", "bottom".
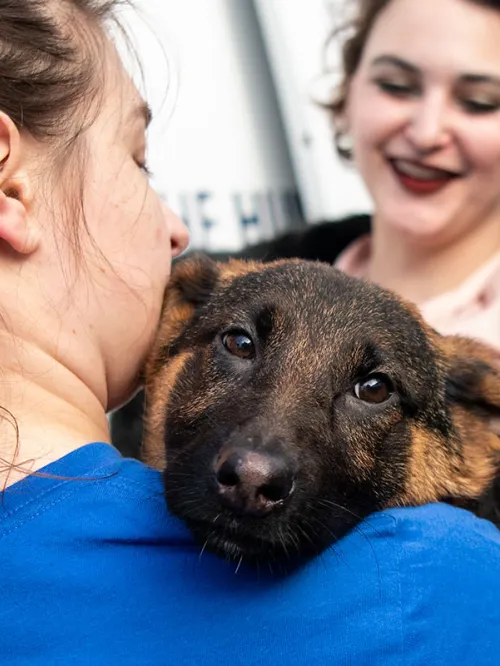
{"left": 389, "top": 159, "right": 459, "bottom": 196}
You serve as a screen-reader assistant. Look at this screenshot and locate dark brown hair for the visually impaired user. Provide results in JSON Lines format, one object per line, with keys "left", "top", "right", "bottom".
{"left": 0, "top": 0, "right": 141, "bottom": 274}
{"left": 0, "top": 0, "right": 126, "bottom": 142}
{"left": 329, "top": 0, "right": 500, "bottom": 159}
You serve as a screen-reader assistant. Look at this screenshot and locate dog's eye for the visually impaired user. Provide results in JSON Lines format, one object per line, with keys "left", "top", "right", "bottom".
{"left": 221, "top": 331, "right": 255, "bottom": 359}
{"left": 354, "top": 374, "right": 394, "bottom": 404}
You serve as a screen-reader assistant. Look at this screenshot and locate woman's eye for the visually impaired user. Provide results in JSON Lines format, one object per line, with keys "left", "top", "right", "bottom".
{"left": 221, "top": 331, "right": 255, "bottom": 359}
{"left": 134, "top": 157, "right": 152, "bottom": 177}
{"left": 374, "top": 79, "right": 417, "bottom": 97}
{"left": 133, "top": 150, "right": 152, "bottom": 177}
{"left": 460, "top": 98, "right": 500, "bottom": 115}
{"left": 354, "top": 374, "right": 394, "bottom": 404}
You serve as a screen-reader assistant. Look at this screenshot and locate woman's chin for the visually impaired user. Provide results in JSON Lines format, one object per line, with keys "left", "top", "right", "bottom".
{"left": 379, "top": 208, "right": 458, "bottom": 247}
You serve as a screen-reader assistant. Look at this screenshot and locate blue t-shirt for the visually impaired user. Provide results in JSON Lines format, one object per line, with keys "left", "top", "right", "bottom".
{"left": 1, "top": 442, "right": 499, "bottom": 665}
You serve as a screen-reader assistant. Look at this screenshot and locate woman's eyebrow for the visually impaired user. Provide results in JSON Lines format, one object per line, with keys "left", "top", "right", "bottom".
{"left": 369, "top": 55, "right": 420, "bottom": 74}
{"left": 459, "top": 73, "right": 500, "bottom": 88}
{"left": 371, "top": 55, "right": 500, "bottom": 88}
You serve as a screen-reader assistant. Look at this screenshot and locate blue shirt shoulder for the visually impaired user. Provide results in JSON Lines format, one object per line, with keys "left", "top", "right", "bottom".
{"left": 1, "top": 442, "right": 499, "bottom": 665}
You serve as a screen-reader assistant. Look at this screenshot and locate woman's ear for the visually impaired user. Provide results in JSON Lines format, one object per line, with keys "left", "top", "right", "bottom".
{"left": 0, "top": 111, "right": 39, "bottom": 255}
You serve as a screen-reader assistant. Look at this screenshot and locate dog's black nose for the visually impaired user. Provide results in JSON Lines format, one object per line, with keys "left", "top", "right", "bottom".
{"left": 214, "top": 448, "right": 295, "bottom": 516}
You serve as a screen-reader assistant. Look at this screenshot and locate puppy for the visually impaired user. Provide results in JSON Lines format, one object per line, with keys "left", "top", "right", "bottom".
{"left": 143, "top": 254, "right": 500, "bottom": 567}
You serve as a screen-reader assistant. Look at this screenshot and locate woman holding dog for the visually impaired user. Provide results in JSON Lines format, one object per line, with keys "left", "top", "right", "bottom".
{"left": 1, "top": 0, "right": 500, "bottom": 664}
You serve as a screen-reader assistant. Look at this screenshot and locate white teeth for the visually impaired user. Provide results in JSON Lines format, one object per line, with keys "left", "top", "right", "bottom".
{"left": 392, "top": 159, "right": 451, "bottom": 181}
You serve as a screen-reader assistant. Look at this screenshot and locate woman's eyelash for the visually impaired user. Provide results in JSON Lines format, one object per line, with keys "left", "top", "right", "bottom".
{"left": 136, "top": 159, "right": 153, "bottom": 177}
{"left": 460, "top": 98, "right": 500, "bottom": 114}
{"left": 373, "top": 78, "right": 418, "bottom": 96}
{"left": 373, "top": 77, "right": 500, "bottom": 115}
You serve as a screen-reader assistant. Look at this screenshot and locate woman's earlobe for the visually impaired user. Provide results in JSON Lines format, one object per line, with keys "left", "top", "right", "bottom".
{"left": 0, "top": 111, "right": 40, "bottom": 255}
{"left": 0, "top": 184, "right": 40, "bottom": 255}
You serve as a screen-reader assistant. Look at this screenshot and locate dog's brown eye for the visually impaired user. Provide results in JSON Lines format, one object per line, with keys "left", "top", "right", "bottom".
{"left": 222, "top": 331, "right": 255, "bottom": 359}
{"left": 354, "top": 374, "right": 394, "bottom": 404}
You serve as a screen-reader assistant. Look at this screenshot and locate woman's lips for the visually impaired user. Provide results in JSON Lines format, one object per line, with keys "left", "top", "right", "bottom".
{"left": 389, "top": 158, "right": 462, "bottom": 195}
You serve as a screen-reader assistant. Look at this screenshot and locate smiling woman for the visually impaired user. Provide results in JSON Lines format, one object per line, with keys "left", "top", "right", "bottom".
{"left": 331, "top": 0, "right": 500, "bottom": 351}
{"left": 346, "top": 0, "right": 500, "bottom": 250}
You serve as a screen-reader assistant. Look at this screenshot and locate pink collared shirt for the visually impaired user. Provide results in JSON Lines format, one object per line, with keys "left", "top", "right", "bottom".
{"left": 336, "top": 234, "right": 500, "bottom": 358}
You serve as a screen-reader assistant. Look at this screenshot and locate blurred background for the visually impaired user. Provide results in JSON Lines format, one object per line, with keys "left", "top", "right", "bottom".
{"left": 119, "top": 0, "right": 372, "bottom": 252}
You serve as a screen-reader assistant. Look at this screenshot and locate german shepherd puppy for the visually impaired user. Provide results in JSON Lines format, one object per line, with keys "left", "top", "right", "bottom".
{"left": 143, "top": 254, "right": 500, "bottom": 567}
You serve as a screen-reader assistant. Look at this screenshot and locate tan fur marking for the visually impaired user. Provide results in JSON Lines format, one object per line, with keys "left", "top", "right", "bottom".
{"left": 143, "top": 351, "right": 193, "bottom": 469}
{"left": 439, "top": 335, "right": 500, "bottom": 370}
{"left": 397, "top": 419, "right": 500, "bottom": 508}
{"left": 218, "top": 259, "right": 262, "bottom": 281}
{"left": 397, "top": 426, "right": 457, "bottom": 506}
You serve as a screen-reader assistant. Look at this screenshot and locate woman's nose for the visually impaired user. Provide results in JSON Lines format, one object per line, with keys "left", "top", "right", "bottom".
{"left": 165, "top": 204, "right": 190, "bottom": 257}
{"left": 404, "top": 93, "right": 452, "bottom": 154}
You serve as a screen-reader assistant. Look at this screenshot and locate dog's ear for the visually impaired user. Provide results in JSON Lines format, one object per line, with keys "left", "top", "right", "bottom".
{"left": 168, "top": 252, "right": 221, "bottom": 308}
{"left": 434, "top": 336, "right": 500, "bottom": 522}
{"left": 420, "top": 335, "right": 500, "bottom": 509}
{"left": 146, "top": 253, "right": 222, "bottom": 382}
{"left": 389, "top": 334, "right": 500, "bottom": 510}
{"left": 164, "top": 252, "right": 262, "bottom": 314}
{"left": 441, "top": 336, "right": 500, "bottom": 435}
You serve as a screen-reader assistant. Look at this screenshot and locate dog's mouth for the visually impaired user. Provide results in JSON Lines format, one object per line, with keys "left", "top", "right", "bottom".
{"left": 186, "top": 517, "right": 282, "bottom": 563}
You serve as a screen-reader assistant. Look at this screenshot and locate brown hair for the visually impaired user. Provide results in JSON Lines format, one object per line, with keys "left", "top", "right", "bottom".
{"left": 0, "top": 0, "right": 142, "bottom": 275}
{"left": 0, "top": 0, "right": 126, "bottom": 142}
{"left": 329, "top": 0, "right": 500, "bottom": 159}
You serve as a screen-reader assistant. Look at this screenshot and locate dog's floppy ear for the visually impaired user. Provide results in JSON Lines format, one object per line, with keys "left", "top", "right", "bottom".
{"left": 397, "top": 334, "right": 500, "bottom": 509}
{"left": 436, "top": 335, "right": 500, "bottom": 522}
{"left": 163, "top": 251, "right": 262, "bottom": 315}
{"left": 154, "top": 253, "right": 222, "bottom": 354}
{"left": 441, "top": 335, "right": 500, "bottom": 436}
{"left": 168, "top": 252, "right": 221, "bottom": 308}
{"left": 166, "top": 252, "right": 221, "bottom": 311}
{"left": 145, "top": 253, "right": 221, "bottom": 390}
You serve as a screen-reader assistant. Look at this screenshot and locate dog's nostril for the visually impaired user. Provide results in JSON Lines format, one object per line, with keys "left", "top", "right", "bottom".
{"left": 216, "top": 459, "right": 240, "bottom": 487}
{"left": 214, "top": 448, "right": 296, "bottom": 516}
{"left": 260, "top": 478, "right": 294, "bottom": 503}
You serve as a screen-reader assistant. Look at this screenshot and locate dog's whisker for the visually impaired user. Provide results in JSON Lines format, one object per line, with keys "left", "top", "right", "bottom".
{"left": 199, "top": 539, "right": 209, "bottom": 563}
{"left": 313, "top": 498, "right": 363, "bottom": 522}
{"left": 234, "top": 556, "right": 243, "bottom": 575}
{"left": 351, "top": 523, "right": 382, "bottom": 597}
{"left": 285, "top": 527, "right": 301, "bottom": 555}
{"left": 277, "top": 527, "right": 290, "bottom": 562}
{"left": 315, "top": 498, "right": 388, "bottom": 540}
{"left": 292, "top": 523, "right": 317, "bottom": 554}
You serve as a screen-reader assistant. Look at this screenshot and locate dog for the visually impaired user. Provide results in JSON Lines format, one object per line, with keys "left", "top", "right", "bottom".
{"left": 142, "top": 254, "right": 500, "bottom": 567}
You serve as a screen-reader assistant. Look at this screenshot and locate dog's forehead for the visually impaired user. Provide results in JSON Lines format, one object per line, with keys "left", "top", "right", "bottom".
{"left": 218, "top": 263, "right": 417, "bottom": 329}
{"left": 211, "top": 262, "right": 438, "bottom": 371}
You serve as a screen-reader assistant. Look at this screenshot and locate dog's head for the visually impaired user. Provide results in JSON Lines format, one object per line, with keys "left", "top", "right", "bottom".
{"left": 144, "top": 254, "right": 500, "bottom": 566}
